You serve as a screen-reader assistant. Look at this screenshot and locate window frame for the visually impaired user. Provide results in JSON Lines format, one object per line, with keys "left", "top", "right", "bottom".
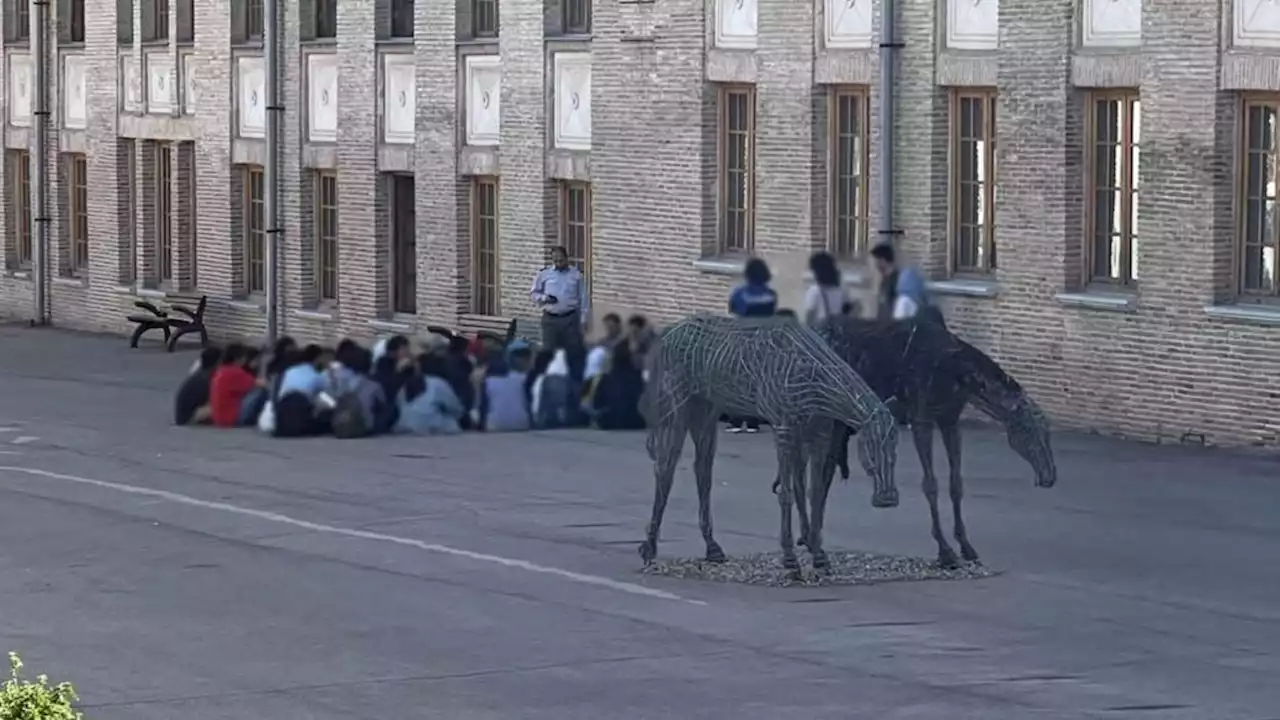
{"left": 717, "top": 84, "right": 756, "bottom": 255}
{"left": 314, "top": 170, "right": 339, "bottom": 303}
{"left": 10, "top": 150, "right": 31, "bottom": 270}
{"left": 389, "top": 173, "right": 417, "bottom": 315}
{"left": 62, "top": 0, "right": 85, "bottom": 43}
{"left": 1236, "top": 93, "right": 1280, "bottom": 301}
{"left": 563, "top": 0, "right": 590, "bottom": 34}
{"left": 242, "top": 165, "right": 265, "bottom": 295}
{"left": 472, "top": 0, "right": 498, "bottom": 39}
{"left": 558, "top": 180, "right": 591, "bottom": 281}
{"left": 1083, "top": 89, "right": 1140, "bottom": 288}
{"left": 155, "top": 142, "right": 173, "bottom": 283}
{"left": 312, "top": 0, "right": 336, "bottom": 39}
{"left": 947, "top": 88, "right": 998, "bottom": 276}
{"left": 122, "top": 139, "right": 138, "bottom": 283}
{"left": 143, "top": 0, "right": 169, "bottom": 42}
{"left": 389, "top": 0, "right": 413, "bottom": 38}
{"left": 68, "top": 153, "right": 88, "bottom": 276}
{"left": 10, "top": 0, "right": 30, "bottom": 42}
{"left": 828, "top": 86, "right": 870, "bottom": 260}
{"left": 470, "top": 177, "right": 500, "bottom": 316}
{"left": 238, "top": 0, "right": 263, "bottom": 42}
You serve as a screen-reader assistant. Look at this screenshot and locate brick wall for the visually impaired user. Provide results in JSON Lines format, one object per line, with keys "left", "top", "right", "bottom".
{"left": 5, "top": 0, "right": 1280, "bottom": 446}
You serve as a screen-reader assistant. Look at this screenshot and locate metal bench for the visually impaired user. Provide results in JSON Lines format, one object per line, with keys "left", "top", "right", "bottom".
{"left": 126, "top": 293, "right": 209, "bottom": 352}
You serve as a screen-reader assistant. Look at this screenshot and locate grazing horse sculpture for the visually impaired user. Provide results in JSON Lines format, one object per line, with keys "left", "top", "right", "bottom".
{"left": 640, "top": 314, "right": 899, "bottom": 572}
{"left": 786, "top": 316, "right": 1057, "bottom": 569}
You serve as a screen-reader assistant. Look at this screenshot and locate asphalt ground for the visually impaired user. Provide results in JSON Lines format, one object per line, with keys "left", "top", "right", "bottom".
{"left": 0, "top": 325, "right": 1277, "bottom": 719}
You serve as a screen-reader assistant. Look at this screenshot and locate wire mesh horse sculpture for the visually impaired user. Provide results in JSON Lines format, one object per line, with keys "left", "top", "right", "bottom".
{"left": 639, "top": 314, "right": 899, "bottom": 572}
{"left": 794, "top": 316, "right": 1057, "bottom": 568}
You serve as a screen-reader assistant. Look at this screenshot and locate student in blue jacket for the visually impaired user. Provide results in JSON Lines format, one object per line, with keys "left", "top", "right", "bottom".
{"left": 725, "top": 257, "right": 777, "bottom": 433}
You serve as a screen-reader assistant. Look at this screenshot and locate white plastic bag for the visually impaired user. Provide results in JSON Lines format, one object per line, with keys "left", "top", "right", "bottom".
{"left": 257, "top": 400, "right": 276, "bottom": 434}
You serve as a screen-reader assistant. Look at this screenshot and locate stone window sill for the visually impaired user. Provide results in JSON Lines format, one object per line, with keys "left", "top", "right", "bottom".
{"left": 692, "top": 257, "right": 744, "bottom": 277}
{"left": 1203, "top": 303, "right": 1280, "bottom": 327}
{"left": 293, "top": 308, "right": 335, "bottom": 322}
{"left": 225, "top": 298, "right": 265, "bottom": 313}
{"left": 51, "top": 275, "right": 87, "bottom": 288}
{"left": 367, "top": 317, "right": 413, "bottom": 333}
{"left": 1055, "top": 291, "right": 1136, "bottom": 312}
{"left": 4, "top": 270, "right": 32, "bottom": 281}
{"left": 929, "top": 279, "right": 1000, "bottom": 298}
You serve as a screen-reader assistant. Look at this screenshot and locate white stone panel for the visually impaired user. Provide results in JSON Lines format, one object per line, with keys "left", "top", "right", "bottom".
{"left": 1235, "top": 0, "right": 1280, "bottom": 48}
{"left": 715, "top": 0, "right": 757, "bottom": 49}
{"left": 554, "top": 52, "right": 591, "bottom": 151}
{"left": 946, "top": 0, "right": 998, "bottom": 51}
{"left": 64, "top": 54, "right": 87, "bottom": 129}
{"left": 465, "top": 54, "right": 501, "bottom": 147}
{"left": 146, "top": 51, "right": 174, "bottom": 115}
{"left": 383, "top": 54, "right": 415, "bottom": 144}
{"left": 8, "top": 53, "right": 31, "bottom": 127}
{"left": 122, "top": 55, "right": 142, "bottom": 112}
{"left": 182, "top": 54, "right": 197, "bottom": 115}
{"left": 237, "top": 55, "right": 265, "bottom": 138}
{"left": 1081, "top": 0, "right": 1140, "bottom": 47}
{"left": 308, "top": 53, "right": 337, "bottom": 143}
{"left": 825, "top": 0, "right": 873, "bottom": 49}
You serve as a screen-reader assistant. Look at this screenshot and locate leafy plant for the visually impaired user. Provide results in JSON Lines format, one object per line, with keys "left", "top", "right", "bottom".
{"left": 0, "top": 653, "right": 83, "bottom": 720}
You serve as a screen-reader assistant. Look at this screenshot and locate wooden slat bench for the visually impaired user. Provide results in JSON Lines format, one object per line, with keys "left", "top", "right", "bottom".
{"left": 456, "top": 314, "right": 519, "bottom": 346}
{"left": 126, "top": 292, "right": 209, "bottom": 352}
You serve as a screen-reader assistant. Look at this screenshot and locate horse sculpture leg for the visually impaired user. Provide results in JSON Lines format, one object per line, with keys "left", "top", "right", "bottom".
{"left": 639, "top": 412, "right": 689, "bottom": 565}
{"left": 912, "top": 421, "right": 960, "bottom": 569}
{"left": 773, "top": 428, "right": 802, "bottom": 573}
{"left": 802, "top": 422, "right": 838, "bottom": 570}
{"left": 688, "top": 399, "right": 726, "bottom": 563}
{"left": 938, "top": 420, "right": 978, "bottom": 563}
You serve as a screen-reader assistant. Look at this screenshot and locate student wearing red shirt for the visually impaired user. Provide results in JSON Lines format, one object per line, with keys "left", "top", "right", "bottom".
{"left": 209, "top": 344, "right": 259, "bottom": 427}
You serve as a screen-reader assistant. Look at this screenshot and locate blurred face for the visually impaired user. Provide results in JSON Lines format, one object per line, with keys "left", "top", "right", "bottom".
{"left": 873, "top": 256, "right": 893, "bottom": 277}
{"left": 603, "top": 317, "right": 622, "bottom": 338}
{"left": 552, "top": 249, "right": 569, "bottom": 269}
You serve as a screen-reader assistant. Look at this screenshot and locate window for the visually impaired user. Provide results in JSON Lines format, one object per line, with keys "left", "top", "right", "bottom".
{"left": 1239, "top": 96, "right": 1280, "bottom": 297}
{"left": 390, "top": 0, "right": 413, "bottom": 37}
{"left": 118, "top": 0, "right": 133, "bottom": 43}
{"left": 949, "top": 89, "right": 997, "bottom": 273}
{"left": 144, "top": 0, "right": 168, "bottom": 41}
{"left": 68, "top": 154, "right": 88, "bottom": 276}
{"left": 315, "top": 171, "right": 338, "bottom": 302}
{"left": 390, "top": 174, "right": 416, "bottom": 314}
{"left": 155, "top": 143, "right": 172, "bottom": 283}
{"left": 718, "top": 86, "right": 756, "bottom": 254}
{"left": 121, "top": 139, "right": 137, "bottom": 282}
{"left": 829, "top": 87, "right": 870, "bottom": 259}
{"left": 558, "top": 181, "right": 591, "bottom": 276}
{"left": 1085, "top": 91, "right": 1140, "bottom": 285}
{"left": 314, "top": 0, "right": 336, "bottom": 38}
{"left": 242, "top": 166, "right": 265, "bottom": 294}
{"left": 239, "top": 0, "right": 263, "bottom": 41}
{"left": 9, "top": 0, "right": 30, "bottom": 42}
{"left": 564, "top": 0, "right": 590, "bottom": 34}
{"left": 472, "top": 0, "right": 498, "bottom": 38}
{"left": 62, "top": 0, "right": 85, "bottom": 42}
{"left": 471, "top": 177, "right": 499, "bottom": 315}
{"left": 9, "top": 150, "right": 31, "bottom": 269}
{"left": 183, "top": 143, "right": 197, "bottom": 288}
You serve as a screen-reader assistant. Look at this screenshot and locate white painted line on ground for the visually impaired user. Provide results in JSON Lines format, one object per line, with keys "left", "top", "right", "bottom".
{"left": 0, "top": 465, "right": 704, "bottom": 606}
{"left": 0, "top": 451, "right": 20, "bottom": 455}
{"left": 0, "top": 427, "right": 21, "bottom": 433}
{"left": 10, "top": 436, "right": 37, "bottom": 445}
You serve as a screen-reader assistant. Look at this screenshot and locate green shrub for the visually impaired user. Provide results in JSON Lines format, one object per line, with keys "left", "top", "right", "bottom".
{"left": 0, "top": 653, "right": 83, "bottom": 720}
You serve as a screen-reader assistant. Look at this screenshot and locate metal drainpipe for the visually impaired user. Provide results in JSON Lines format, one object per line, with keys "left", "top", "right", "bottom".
{"left": 264, "top": 0, "right": 281, "bottom": 341}
{"left": 876, "top": 0, "right": 900, "bottom": 251}
{"left": 30, "top": 0, "right": 49, "bottom": 325}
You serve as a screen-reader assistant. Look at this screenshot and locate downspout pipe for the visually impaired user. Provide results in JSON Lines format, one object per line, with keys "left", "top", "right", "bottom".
{"left": 876, "top": 0, "right": 900, "bottom": 251}
{"left": 30, "top": 0, "right": 49, "bottom": 325}
{"left": 264, "top": 0, "right": 281, "bottom": 341}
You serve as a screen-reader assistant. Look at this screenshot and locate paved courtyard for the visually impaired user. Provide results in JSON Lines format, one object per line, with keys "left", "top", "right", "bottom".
{"left": 0, "top": 325, "right": 1278, "bottom": 719}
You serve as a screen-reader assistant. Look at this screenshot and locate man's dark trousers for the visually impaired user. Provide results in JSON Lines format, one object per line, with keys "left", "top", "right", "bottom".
{"left": 542, "top": 309, "right": 585, "bottom": 380}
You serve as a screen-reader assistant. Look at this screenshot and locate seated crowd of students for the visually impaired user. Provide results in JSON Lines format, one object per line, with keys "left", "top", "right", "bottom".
{"left": 172, "top": 313, "right": 656, "bottom": 438}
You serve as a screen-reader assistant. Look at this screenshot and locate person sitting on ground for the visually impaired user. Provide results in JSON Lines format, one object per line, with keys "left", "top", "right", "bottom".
{"left": 442, "top": 335, "right": 476, "bottom": 429}
{"left": 527, "top": 348, "right": 554, "bottom": 419}
{"left": 209, "top": 343, "right": 262, "bottom": 428}
{"left": 373, "top": 335, "right": 414, "bottom": 425}
{"left": 590, "top": 341, "right": 647, "bottom": 430}
{"left": 726, "top": 258, "right": 776, "bottom": 433}
{"left": 395, "top": 353, "right": 465, "bottom": 435}
{"left": 480, "top": 345, "right": 532, "bottom": 432}
{"left": 174, "top": 346, "right": 222, "bottom": 426}
{"left": 625, "top": 315, "right": 655, "bottom": 363}
{"left": 253, "top": 336, "right": 297, "bottom": 434}
{"left": 532, "top": 348, "right": 577, "bottom": 429}
{"left": 274, "top": 345, "right": 335, "bottom": 438}
{"left": 328, "top": 345, "right": 391, "bottom": 438}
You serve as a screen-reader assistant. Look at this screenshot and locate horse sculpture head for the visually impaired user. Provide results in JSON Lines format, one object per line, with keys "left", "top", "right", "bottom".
{"left": 998, "top": 392, "right": 1056, "bottom": 489}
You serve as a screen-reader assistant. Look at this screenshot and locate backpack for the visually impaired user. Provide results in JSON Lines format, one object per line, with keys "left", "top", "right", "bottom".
{"left": 331, "top": 390, "right": 369, "bottom": 438}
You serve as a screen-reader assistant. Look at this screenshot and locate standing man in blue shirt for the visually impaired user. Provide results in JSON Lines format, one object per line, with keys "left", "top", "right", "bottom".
{"left": 530, "top": 246, "right": 590, "bottom": 380}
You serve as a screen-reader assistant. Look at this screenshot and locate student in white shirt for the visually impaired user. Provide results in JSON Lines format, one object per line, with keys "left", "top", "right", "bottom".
{"left": 803, "top": 251, "right": 854, "bottom": 325}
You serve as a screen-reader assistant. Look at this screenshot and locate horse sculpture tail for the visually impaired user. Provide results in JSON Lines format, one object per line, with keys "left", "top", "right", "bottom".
{"left": 640, "top": 332, "right": 665, "bottom": 461}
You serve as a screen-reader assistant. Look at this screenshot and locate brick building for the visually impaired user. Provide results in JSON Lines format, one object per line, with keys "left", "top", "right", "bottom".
{"left": 2, "top": 0, "right": 1280, "bottom": 446}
